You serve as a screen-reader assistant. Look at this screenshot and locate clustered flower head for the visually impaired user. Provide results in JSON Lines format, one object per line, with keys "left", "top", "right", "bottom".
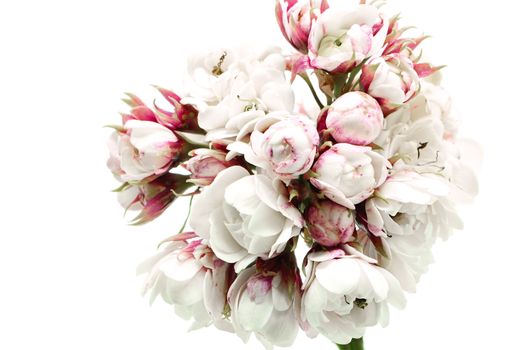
{"left": 106, "top": 1, "right": 478, "bottom": 348}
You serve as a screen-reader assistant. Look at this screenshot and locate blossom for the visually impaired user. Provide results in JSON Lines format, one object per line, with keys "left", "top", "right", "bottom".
{"left": 301, "top": 248, "right": 406, "bottom": 344}
{"left": 310, "top": 144, "right": 390, "bottom": 209}
{"left": 183, "top": 149, "right": 235, "bottom": 186}
{"left": 275, "top": 0, "right": 329, "bottom": 53}
{"left": 308, "top": 4, "right": 388, "bottom": 73}
{"left": 185, "top": 48, "right": 236, "bottom": 103}
{"left": 108, "top": 4, "right": 481, "bottom": 346}
{"left": 326, "top": 92, "right": 384, "bottom": 146}
{"left": 107, "top": 120, "right": 182, "bottom": 183}
{"left": 306, "top": 200, "right": 355, "bottom": 246}
{"left": 228, "top": 258, "right": 301, "bottom": 349}
{"left": 186, "top": 46, "right": 294, "bottom": 144}
{"left": 137, "top": 233, "right": 234, "bottom": 331}
{"left": 365, "top": 203, "right": 440, "bottom": 292}
{"left": 361, "top": 54, "right": 420, "bottom": 114}
{"left": 189, "top": 166, "right": 303, "bottom": 272}
{"left": 229, "top": 113, "right": 319, "bottom": 182}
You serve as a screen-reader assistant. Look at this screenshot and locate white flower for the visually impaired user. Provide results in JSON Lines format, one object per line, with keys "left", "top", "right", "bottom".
{"left": 362, "top": 160, "right": 468, "bottom": 291}
{"left": 107, "top": 120, "right": 181, "bottom": 183}
{"left": 189, "top": 166, "right": 303, "bottom": 272}
{"left": 361, "top": 54, "right": 420, "bottom": 113}
{"left": 326, "top": 92, "right": 384, "bottom": 146}
{"left": 185, "top": 48, "right": 240, "bottom": 103}
{"left": 228, "top": 265, "right": 300, "bottom": 349}
{"left": 311, "top": 144, "right": 390, "bottom": 209}
{"left": 308, "top": 4, "right": 388, "bottom": 73}
{"left": 187, "top": 46, "right": 294, "bottom": 145}
{"left": 363, "top": 162, "right": 451, "bottom": 237}
{"left": 229, "top": 113, "right": 319, "bottom": 182}
{"left": 301, "top": 248, "right": 406, "bottom": 344}
{"left": 306, "top": 200, "right": 355, "bottom": 247}
{"left": 420, "top": 80, "right": 458, "bottom": 139}
{"left": 137, "top": 234, "right": 232, "bottom": 331}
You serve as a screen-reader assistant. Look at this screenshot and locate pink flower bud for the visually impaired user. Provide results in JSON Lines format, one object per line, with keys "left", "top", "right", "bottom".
{"left": 275, "top": 0, "right": 329, "bottom": 54}
{"left": 307, "top": 200, "right": 355, "bottom": 246}
{"left": 116, "top": 174, "right": 190, "bottom": 225}
{"left": 120, "top": 93, "right": 157, "bottom": 124}
{"left": 184, "top": 149, "right": 235, "bottom": 186}
{"left": 120, "top": 88, "right": 198, "bottom": 131}
{"left": 152, "top": 86, "right": 199, "bottom": 131}
{"left": 326, "top": 91, "right": 384, "bottom": 146}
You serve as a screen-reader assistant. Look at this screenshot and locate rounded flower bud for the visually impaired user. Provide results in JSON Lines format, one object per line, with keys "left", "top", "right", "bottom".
{"left": 310, "top": 144, "right": 390, "bottom": 209}
{"left": 234, "top": 113, "right": 319, "bottom": 182}
{"left": 306, "top": 200, "right": 355, "bottom": 246}
{"left": 107, "top": 120, "right": 181, "bottom": 183}
{"left": 326, "top": 92, "right": 384, "bottom": 146}
{"left": 184, "top": 149, "right": 234, "bottom": 186}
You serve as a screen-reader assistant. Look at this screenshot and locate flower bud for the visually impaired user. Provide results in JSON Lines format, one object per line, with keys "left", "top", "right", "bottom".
{"left": 116, "top": 173, "right": 190, "bottom": 225}
{"left": 306, "top": 200, "right": 355, "bottom": 246}
{"left": 152, "top": 86, "right": 199, "bottom": 131}
{"left": 240, "top": 113, "right": 319, "bottom": 182}
{"left": 310, "top": 144, "right": 390, "bottom": 209}
{"left": 361, "top": 54, "right": 420, "bottom": 114}
{"left": 107, "top": 120, "right": 182, "bottom": 183}
{"left": 326, "top": 92, "right": 384, "bottom": 146}
{"left": 184, "top": 149, "right": 234, "bottom": 186}
{"left": 275, "top": 0, "right": 329, "bottom": 53}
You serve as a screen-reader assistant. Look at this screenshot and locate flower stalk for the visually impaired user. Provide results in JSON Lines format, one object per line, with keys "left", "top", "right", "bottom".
{"left": 300, "top": 73, "right": 325, "bottom": 109}
{"left": 336, "top": 338, "right": 364, "bottom": 350}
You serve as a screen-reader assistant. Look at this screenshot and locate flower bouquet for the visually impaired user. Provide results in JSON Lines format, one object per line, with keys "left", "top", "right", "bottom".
{"left": 106, "top": 1, "right": 479, "bottom": 349}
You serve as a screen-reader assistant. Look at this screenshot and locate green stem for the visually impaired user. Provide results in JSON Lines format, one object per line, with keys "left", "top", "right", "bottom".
{"left": 300, "top": 73, "right": 325, "bottom": 109}
{"left": 336, "top": 338, "right": 364, "bottom": 350}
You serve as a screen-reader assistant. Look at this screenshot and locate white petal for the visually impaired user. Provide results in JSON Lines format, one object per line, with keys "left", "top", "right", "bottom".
{"left": 316, "top": 259, "right": 360, "bottom": 294}
{"left": 165, "top": 270, "right": 206, "bottom": 305}
{"left": 237, "top": 291, "right": 275, "bottom": 331}
{"left": 260, "top": 308, "right": 298, "bottom": 347}
{"left": 209, "top": 208, "right": 247, "bottom": 263}
{"left": 159, "top": 256, "right": 202, "bottom": 282}
{"left": 224, "top": 176, "right": 260, "bottom": 215}
{"left": 248, "top": 202, "right": 284, "bottom": 237}
{"left": 189, "top": 166, "right": 249, "bottom": 238}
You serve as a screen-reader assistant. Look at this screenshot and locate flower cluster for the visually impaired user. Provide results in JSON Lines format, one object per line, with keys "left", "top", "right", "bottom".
{"left": 106, "top": 1, "right": 478, "bottom": 348}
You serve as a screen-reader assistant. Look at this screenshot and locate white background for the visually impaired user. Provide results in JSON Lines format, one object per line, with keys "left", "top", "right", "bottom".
{"left": 1, "top": 0, "right": 527, "bottom": 349}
